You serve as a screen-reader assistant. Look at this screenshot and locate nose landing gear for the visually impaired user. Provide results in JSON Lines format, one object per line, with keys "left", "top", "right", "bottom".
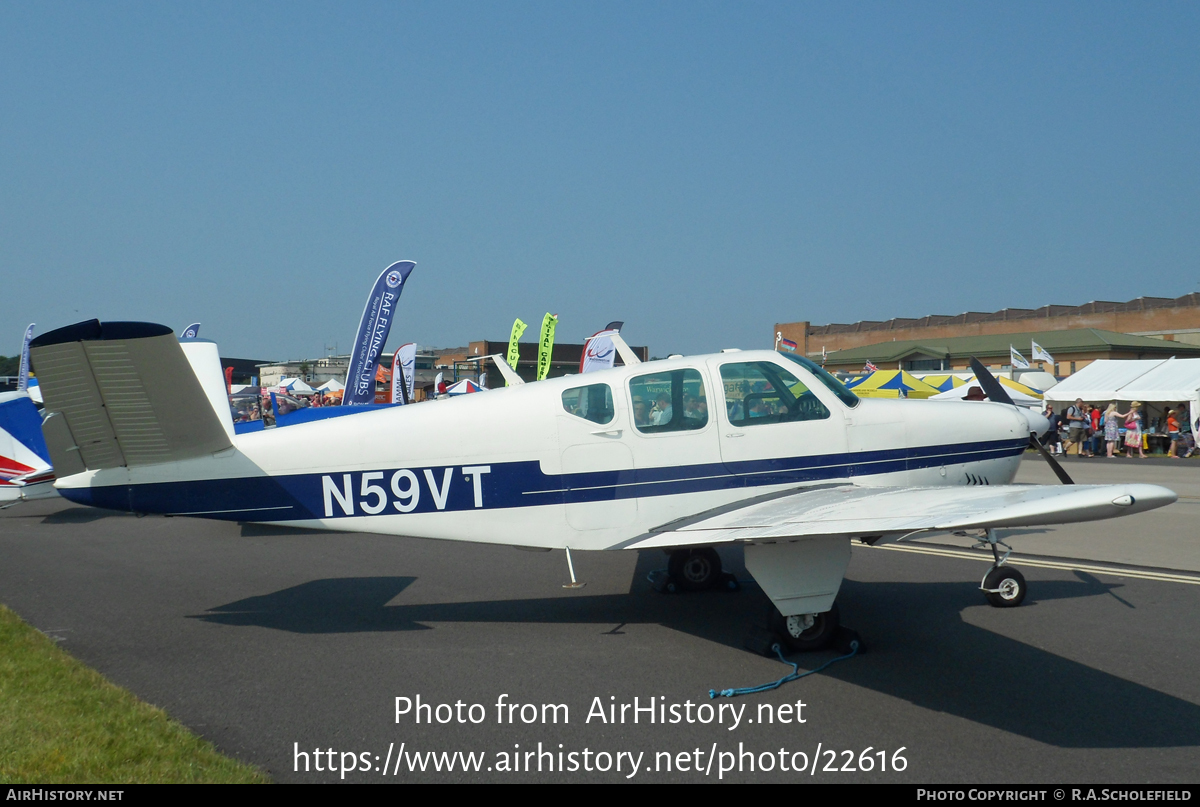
{"left": 976, "top": 529, "right": 1027, "bottom": 608}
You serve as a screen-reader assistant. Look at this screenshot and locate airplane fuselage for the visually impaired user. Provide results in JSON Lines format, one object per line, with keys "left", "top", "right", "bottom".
{"left": 54, "top": 351, "right": 1031, "bottom": 551}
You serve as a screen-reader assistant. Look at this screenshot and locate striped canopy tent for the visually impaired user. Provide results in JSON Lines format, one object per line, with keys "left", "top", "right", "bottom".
{"left": 920, "top": 374, "right": 968, "bottom": 393}
{"left": 844, "top": 370, "right": 941, "bottom": 399}
{"left": 997, "top": 376, "right": 1045, "bottom": 399}
{"left": 929, "top": 375, "right": 1044, "bottom": 404}
{"left": 446, "top": 379, "right": 483, "bottom": 395}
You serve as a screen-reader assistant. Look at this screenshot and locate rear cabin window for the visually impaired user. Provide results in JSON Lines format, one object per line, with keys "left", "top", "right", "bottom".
{"left": 629, "top": 369, "right": 708, "bottom": 433}
{"left": 719, "top": 361, "right": 830, "bottom": 426}
{"left": 561, "top": 383, "right": 615, "bottom": 424}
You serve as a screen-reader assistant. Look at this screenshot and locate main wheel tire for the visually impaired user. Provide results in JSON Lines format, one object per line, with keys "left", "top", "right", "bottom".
{"left": 668, "top": 547, "right": 722, "bottom": 591}
{"left": 773, "top": 603, "right": 841, "bottom": 652}
{"left": 983, "top": 566, "right": 1026, "bottom": 608}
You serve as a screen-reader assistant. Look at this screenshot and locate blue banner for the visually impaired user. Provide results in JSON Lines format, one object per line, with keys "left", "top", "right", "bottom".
{"left": 343, "top": 261, "right": 416, "bottom": 406}
{"left": 17, "top": 323, "right": 34, "bottom": 392}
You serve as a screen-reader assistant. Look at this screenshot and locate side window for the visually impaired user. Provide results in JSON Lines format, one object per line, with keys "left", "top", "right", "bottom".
{"left": 561, "top": 383, "right": 614, "bottom": 425}
{"left": 629, "top": 369, "right": 708, "bottom": 433}
{"left": 720, "top": 362, "right": 830, "bottom": 426}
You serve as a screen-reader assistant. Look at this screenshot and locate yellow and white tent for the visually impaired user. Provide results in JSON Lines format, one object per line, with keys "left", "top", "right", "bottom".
{"left": 844, "top": 370, "right": 941, "bottom": 400}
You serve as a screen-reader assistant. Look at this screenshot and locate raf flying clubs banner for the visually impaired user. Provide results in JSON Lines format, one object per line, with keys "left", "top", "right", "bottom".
{"left": 344, "top": 261, "right": 416, "bottom": 406}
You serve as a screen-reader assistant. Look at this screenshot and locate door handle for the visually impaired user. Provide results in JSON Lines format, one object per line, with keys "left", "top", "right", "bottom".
{"left": 591, "top": 429, "right": 623, "bottom": 437}
{"left": 725, "top": 432, "right": 745, "bottom": 438}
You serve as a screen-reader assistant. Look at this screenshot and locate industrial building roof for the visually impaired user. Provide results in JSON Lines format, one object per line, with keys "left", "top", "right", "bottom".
{"left": 809, "top": 294, "right": 1200, "bottom": 337}
{"left": 822, "top": 328, "right": 1200, "bottom": 364}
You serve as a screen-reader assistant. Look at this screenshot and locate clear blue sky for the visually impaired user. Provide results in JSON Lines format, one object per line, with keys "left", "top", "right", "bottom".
{"left": 2, "top": 2, "right": 1197, "bottom": 359}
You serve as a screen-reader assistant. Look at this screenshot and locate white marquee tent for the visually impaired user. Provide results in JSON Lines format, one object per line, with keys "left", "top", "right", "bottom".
{"left": 1046, "top": 359, "right": 1200, "bottom": 431}
{"left": 278, "top": 377, "right": 315, "bottom": 394}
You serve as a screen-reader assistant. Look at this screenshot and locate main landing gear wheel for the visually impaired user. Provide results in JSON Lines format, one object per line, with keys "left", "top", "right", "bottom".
{"left": 772, "top": 603, "right": 840, "bottom": 652}
{"left": 667, "top": 547, "right": 722, "bottom": 592}
{"left": 982, "top": 566, "right": 1026, "bottom": 608}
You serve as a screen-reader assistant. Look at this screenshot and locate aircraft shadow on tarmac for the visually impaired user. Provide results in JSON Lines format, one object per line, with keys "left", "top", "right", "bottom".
{"left": 191, "top": 552, "right": 1200, "bottom": 750}
{"left": 40, "top": 507, "right": 130, "bottom": 524}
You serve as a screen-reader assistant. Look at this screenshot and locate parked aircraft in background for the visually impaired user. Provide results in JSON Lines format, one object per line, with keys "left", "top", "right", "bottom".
{"left": 0, "top": 391, "right": 56, "bottom": 506}
{"left": 26, "top": 320, "right": 1176, "bottom": 650}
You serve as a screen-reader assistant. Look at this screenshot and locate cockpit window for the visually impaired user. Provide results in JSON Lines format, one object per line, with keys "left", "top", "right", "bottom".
{"left": 629, "top": 369, "right": 708, "bottom": 433}
{"left": 561, "top": 383, "right": 614, "bottom": 424}
{"left": 777, "top": 352, "right": 860, "bottom": 407}
{"left": 720, "top": 362, "right": 830, "bottom": 425}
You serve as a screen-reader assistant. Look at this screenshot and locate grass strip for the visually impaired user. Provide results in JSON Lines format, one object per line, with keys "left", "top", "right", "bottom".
{"left": 0, "top": 604, "right": 268, "bottom": 783}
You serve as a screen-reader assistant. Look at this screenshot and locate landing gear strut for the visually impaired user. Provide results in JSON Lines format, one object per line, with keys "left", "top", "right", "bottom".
{"left": 976, "top": 529, "right": 1026, "bottom": 608}
{"left": 657, "top": 547, "right": 740, "bottom": 593}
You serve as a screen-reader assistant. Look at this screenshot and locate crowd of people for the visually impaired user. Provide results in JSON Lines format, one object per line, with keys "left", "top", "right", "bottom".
{"left": 230, "top": 390, "right": 340, "bottom": 426}
{"left": 1041, "top": 399, "right": 1195, "bottom": 459}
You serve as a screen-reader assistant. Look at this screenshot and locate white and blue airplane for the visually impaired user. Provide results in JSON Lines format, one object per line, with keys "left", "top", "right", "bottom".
{"left": 27, "top": 319, "right": 1177, "bottom": 650}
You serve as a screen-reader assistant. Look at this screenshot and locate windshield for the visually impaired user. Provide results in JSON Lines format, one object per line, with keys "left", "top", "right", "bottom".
{"left": 719, "top": 361, "right": 830, "bottom": 424}
{"left": 777, "top": 352, "right": 860, "bottom": 408}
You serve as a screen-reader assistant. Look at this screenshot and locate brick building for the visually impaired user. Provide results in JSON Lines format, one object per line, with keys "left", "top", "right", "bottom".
{"left": 777, "top": 294, "right": 1200, "bottom": 359}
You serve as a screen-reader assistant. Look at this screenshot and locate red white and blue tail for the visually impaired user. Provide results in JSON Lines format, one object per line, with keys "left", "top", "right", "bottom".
{"left": 0, "top": 391, "right": 55, "bottom": 504}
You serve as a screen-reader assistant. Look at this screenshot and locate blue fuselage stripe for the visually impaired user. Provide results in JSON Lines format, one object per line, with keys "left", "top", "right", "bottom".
{"left": 58, "top": 438, "right": 1029, "bottom": 521}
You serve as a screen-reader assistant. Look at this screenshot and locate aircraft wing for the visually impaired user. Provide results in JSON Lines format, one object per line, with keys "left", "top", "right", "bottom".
{"left": 623, "top": 483, "right": 1177, "bottom": 550}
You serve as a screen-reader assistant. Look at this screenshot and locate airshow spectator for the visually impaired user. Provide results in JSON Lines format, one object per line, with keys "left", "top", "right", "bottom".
{"left": 1167, "top": 409, "right": 1181, "bottom": 458}
{"left": 1044, "top": 406, "right": 1063, "bottom": 454}
{"left": 1125, "top": 402, "right": 1146, "bottom": 459}
{"left": 1066, "top": 398, "right": 1087, "bottom": 456}
{"left": 1179, "top": 404, "right": 1195, "bottom": 458}
{"left": 1103, "top": 403, "right": 1125, "bottom": 458}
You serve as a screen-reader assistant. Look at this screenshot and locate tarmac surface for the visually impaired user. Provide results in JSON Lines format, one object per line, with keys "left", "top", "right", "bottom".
{"left": 1, "top": 456, "right": 1198, "bottom": 783}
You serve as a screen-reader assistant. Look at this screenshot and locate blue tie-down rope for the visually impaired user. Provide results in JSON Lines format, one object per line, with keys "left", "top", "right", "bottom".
{"left": 709, "top": 640, "right": 860, "bottom": 699}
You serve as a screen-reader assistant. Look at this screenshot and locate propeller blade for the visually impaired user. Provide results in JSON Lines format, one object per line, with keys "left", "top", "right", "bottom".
{"left": 968, "top": 357, "right": 1016, "bottom": 407}
{"left": 966, "top": 358, "right": 1069, "bottom": 484}
{"left": 1030, "top": 434, "right": 1075, "bottom": 485}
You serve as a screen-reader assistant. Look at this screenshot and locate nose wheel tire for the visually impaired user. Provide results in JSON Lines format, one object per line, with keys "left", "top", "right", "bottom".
{"left": 772, "top": 603, "right": 840, "bottom": 652}
{"left": 981, "top": 566, "right": 1026, "bottom": 608}
{"left": 668, "top": 547, "right": 722, "bottom": 591}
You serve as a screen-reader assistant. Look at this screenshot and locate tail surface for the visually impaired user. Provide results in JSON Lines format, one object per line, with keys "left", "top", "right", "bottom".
{"left": 29, "top": 320, "right": 234, "bottom": 477}
{"left": 0, "top": 391, "right": 55, "bottom": 503}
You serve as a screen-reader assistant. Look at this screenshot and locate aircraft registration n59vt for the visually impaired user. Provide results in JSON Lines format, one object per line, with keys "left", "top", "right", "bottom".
{"left": 29, "top": 320, "right": 1177, "bottom": 650}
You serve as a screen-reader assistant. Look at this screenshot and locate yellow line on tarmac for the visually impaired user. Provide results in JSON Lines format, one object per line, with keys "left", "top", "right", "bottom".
{"left": 867, "top": 543, "right": 1200, "bottom": 586}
